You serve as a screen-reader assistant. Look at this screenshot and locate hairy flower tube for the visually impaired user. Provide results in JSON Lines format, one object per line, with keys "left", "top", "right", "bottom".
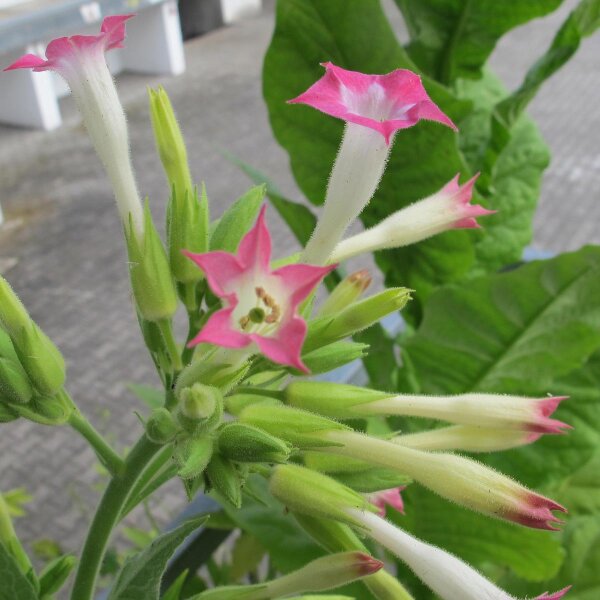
{"left": 242, "top": 405, "right": 566, "bottom": 530}
{"left": 271, "top": 466, "right": 570, "bottom": 600}
{"left": 329, "top": 174, "right": 496, "bottom": 263}
{"left": 289, "top": 62, "right": 456, "bottom": 264}
{"left": 284, "top": 381, "right": 570, "bottom": 435}
{"left": 5, "top": 15, "right": 144, "bottom": 234}
{"left": 184, "top": 206, "right": 335, "bottom": 371}
{"left": 346, "top": 509, "right": 570, "bottom": 600}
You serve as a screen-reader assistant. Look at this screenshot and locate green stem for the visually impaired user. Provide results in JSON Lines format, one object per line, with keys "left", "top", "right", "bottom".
{"left": 69, "top": 411, "right": 125, "bottom": 476}
{"left": 0, "top": 493, "right": 35, "bottom": 582}
{"left": 157, "top": 319, "right": 183, "bottom": 371}
{"left": 70, "top": 435, "right": 162, "bottom": 600}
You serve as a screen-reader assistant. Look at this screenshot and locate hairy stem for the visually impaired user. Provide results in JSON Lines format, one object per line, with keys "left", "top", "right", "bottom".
{"left": 70, "top": 435, "right": 162, "bottom": 600}
{"left": 69, "top": 411, "right": 125, "bottom": 476}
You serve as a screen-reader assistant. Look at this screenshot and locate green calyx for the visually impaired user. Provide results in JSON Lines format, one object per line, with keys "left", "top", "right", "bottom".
{"left": 12, "top": 323, "right": 65, "bottom": 396}
{"left": 269, "top": 464, "right": 377, "bottom": 528}
{"left": 13, "top": 389, "right": 75, "bottom": 426}
{"left": 239, "top": 404, "right": 350, "bottom": 449}
{"left": 205, "top": 454, "right": 244, "bottom": 508}
{"left": 217, "top": 422, "right": 291, "bottom": 464}
{"left": 145, "top": 408, "right": 180, "bottom": 444}
{"left": 125, "top": 201, "right": 178, "bottom": 322}
{"left": 299, "top": 341, "right": 369, "bottom": 375}
{"left": 304, "top": 288, "right": 412, "bottom": 353}
{"left": 173, "top": 435, "right": 214, "bottom": 480}
{"left": 176, "top": 383, "right": 223, "bottom": 434}
{"left": 318, "top": 269, "right": 372, "bottom": 317}
{"left": 284, "top": 381, "right": 392, "bottom": 419}
{"left": 0, "top": 277, "right": 30, "bottom": 337}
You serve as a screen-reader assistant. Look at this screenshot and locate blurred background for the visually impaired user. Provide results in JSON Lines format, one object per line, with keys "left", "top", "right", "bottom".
{"left": 0, "top": 0, "right": 598, "bottom": 585}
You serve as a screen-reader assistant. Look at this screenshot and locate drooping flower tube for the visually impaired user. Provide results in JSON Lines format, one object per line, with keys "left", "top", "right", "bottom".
{"left": 5, "top": 15, "right": 144, "bottom": 235}
{"left": 329, "top": 174, "right": 495, "bottom": 263}
{"left": 346, "top": 509, "right": 571, "bottom": 600}
{"left": 289, "top": 62, "right": 456, "bottom": 265}
{"left": 184, "top": 206, "right": 335, "bottom": 372}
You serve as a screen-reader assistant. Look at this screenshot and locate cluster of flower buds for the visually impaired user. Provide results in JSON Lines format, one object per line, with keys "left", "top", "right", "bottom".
{"left": 5, "top": 15, "right": 572, "bottom": 600}
{"left": 0, "top": 277, "right": 71, "bottom": 426}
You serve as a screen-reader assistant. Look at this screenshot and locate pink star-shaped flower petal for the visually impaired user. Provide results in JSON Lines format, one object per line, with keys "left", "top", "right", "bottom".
{"left": 369, "top": 487, "right": 406, "bottom": 517}
{"left": 4, "top": 15, "right": 134, "bottom": 74}
{"left": 185, "top": 206, "right": 335, "bottom": 372}
{"left": 289, "top": 62, "right": 457, "bottom": 144}
{"left": 535, "top": 586, "right": 572, "bottom": 599}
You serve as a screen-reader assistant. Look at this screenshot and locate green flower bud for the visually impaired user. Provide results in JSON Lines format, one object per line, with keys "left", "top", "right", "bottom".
{"left": 14, "top": 390, "right": 74, "bottom": 425}
{"left": 217, "top": 423, "right": 291, "bottom": 464}
{"left": 224, "top": 393, "right": 279, "bottom": 417}
{"left": 148, "top": 86, "right": 193, "bottom": 199}
{"left": 294, "top": 514, "right": 414, "bottom": 600}
{"left": 0, "top": 277, "right": 30, "bottom": 336}
{"left": 176, "top": 356, "right": 250, "bottom": 395}
{"left": 284, "top": 381, "right": 390, "bottom": 419}
{"left": 205, "top": 454, "right": 243, "bottom": 508}
{"left": 173, "top": 435, "right": 214, "bottom": 480}
{"left": 125, "top": 201, "right": 178, "bottom": 322}
{"left": 239, "top": 404, "right": 349, "bottom": 449}
{"left": 167, "top": 186, "right": 210, "bottom": 287}
{"left": 269, "top": 464, "right": 376, "bottom": 528}
{"left": 0, "top": 402, "right": 18, "bottom": 423}
{"left": 0, "top": 358, "right": 32, "bottom": 404}
{"left": 318, "top": 269, "right": 372, "bottom": 317}
{"left": 12, "top": 323, "right": 65, "bottom": 395}
{"left": 145, "top": 408, "right": 179, "bottom": 444}
{"left": 304, "top": 288, "right": 411, "bottom": 353}
{"left": 299, "top": 341, "right": 368, "bottom": 375}
{"left": 39, "top": 554, "right": 77, "bottom": 597}
{"left": 176, "top": 383, "right": 223, "bottom": 434}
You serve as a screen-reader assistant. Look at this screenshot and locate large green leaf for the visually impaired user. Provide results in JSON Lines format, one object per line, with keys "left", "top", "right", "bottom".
{"left": 394, "top": 0, "right": 563, "bottom": 83}
{"left": 108, "top": 516, "right": 207, "bottom": 600}
{"left": 264, "top": 0, "right": 478, "bottom": 319}
{"left": 0, "top": 544, "right": 37, "bottom": 600}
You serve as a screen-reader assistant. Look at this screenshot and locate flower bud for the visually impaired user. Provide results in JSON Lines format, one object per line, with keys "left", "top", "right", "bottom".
{"left": 217, "top": 423, "right": 291, "bottom": 464}
{"left": 265, "top": 552, "right": 383, "bottom": 597}
{"left": 284, "top": 381, "right": 389, "bottom": 418}
{"left": 300, "top": 341, "right": 369, "bottom": 375}
{"left": 0, "top": 277, "right": 30, "bottom": 336}
{"left": 270, "top": 464, "right": 376, "bottom": 527}
{"left": 240, "top": 404, "right": 349, "bottom": 449}
{"left": 318, "top": 269, "right": 372, "bottom": 317}
{"left": 0, "top": 358, "right": 33, "bottom": 404}
{"left": 323, "top": 430, "right": 567, "bottom": 530}
{"left": 38, "top": 554, "right": 77, "bottom": 597}
{"left": 145, "top": 408, "right": 179, "bottom": 444}
{"left": 393, "top": 424, "right": 544, "bottom": 453}
{"left": 205, "top": 454, "right": 243, "bottom": 508}
{"left": 167, "top": 186, "right": 210, "bottom": 289}
{"left": 12, "top": 323, "right": 65, "bottom": 395}
{"left": 304, "top": 288, "right": 411, "bottom": 352}
{"left": 173, "top": 435, "right": 214, "bottom": 480}
{"left": 294, "top": 514, "right": 415, "bottom": 600}
{"left": 125, "top": 201, "right": 178, "bottom": 322}
{"left": 176, "top": 383, "right": 223, "bottom": 434}
{"left": 148, "top": 85, "right": 193, "bottom": 199}
{"left": 0, "top": 328, "right": 19, "bottom": 363}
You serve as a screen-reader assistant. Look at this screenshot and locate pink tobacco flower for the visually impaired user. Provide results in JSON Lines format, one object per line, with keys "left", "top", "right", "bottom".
{"left": 4, "top": 14, "right": 143, "bottom": 234}
{"left": 5, "top": 15, "right": 133, "bottom": 75}
{"left": 184, "top": 207, "right": 335, "bottom": 372}
{"left": 289, "top": 62, "right": 456, "bottom": 145}
{"left": 329, "top": 173, "right": 495, "bottom": 263}
{"left": 368, "top": 487, "right": 405, "bottom": 517}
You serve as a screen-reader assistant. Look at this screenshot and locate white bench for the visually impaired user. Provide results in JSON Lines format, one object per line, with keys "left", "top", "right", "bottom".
{"left": 0, "top": 0, "right": 186, "bottom": 131}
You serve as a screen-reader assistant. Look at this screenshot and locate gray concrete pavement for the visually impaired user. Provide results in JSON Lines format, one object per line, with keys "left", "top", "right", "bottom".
{"left": 0, "top": 0, "right": 598, "bottom": 587}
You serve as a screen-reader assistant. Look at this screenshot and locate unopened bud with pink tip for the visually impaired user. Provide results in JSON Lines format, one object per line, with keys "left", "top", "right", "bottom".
{"left": 329, "top": 174, "right": 495, "bottom": 263}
